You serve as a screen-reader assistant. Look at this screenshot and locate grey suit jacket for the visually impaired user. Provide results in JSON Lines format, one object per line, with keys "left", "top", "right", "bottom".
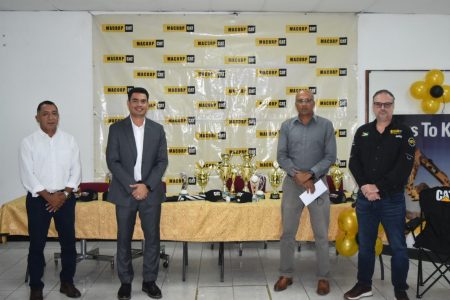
{"left": 106, "top": 116, "right": 168, "bottom": 206}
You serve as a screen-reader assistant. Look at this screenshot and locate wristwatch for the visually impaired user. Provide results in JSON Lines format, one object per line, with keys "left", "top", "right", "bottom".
{"left": 63, "top": 191, "right": 70, "bottom": 199}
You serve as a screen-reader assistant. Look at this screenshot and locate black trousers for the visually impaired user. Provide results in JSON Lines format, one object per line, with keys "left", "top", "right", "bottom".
{"left": 26, "top": 192, "right": 77, "bottom": 289}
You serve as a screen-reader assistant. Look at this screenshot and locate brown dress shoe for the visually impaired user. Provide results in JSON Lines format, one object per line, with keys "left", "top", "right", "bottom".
{"left": 317, "top": 279, "right": 330, "bottom": 295}
{"left": 30, "top": 289, "right": 43, "bottom": 300}
{"left": 60, "top": 282, "right": 81, "bottom": 298}
{"left": 274, "top": 276, "right": 293, "bottom": 291}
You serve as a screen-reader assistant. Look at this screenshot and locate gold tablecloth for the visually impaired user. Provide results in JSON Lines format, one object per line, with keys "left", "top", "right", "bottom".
{"left": 0, "top": 196, "right": 351, "bottom": 242}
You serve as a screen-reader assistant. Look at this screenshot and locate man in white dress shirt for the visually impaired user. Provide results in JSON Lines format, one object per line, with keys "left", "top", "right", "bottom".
{"left": 19, "top": 101, "right": 82, "bottom": 300}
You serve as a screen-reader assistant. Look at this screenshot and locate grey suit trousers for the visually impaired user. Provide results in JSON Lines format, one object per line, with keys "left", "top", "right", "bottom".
{"left": 116, "top": 198, "right": 161, "bottom": 283}
{"left": 279, "top": 176, "right": 330, "bottom": 279}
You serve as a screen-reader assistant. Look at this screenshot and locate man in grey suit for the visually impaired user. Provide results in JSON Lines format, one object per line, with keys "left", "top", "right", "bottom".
{"left": 106, "top": 87, "right": 168, "bottom": 300}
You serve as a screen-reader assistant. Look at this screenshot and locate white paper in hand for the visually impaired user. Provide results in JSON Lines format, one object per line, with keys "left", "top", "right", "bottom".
{"left": 299, "top": 180, "right": 328, "bottom": 206}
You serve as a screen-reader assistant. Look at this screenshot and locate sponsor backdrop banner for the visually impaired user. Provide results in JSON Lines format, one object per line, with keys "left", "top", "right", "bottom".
{"left": 93, "top": 14, "right": 357, "bottom": 194}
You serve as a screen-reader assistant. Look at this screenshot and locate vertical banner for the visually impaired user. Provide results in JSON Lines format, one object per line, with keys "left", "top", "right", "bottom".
{"left": 93, "top": 14, "right": 357, "bottom": 194}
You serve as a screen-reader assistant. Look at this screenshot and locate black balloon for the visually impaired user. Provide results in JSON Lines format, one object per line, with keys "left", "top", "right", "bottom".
{"left": 430, "top": 85, "right": 444, "bottom": 98}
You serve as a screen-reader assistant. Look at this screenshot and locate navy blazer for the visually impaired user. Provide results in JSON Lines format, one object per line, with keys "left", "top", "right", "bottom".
{"left": 106, "top": 116, "right": 168, "bottom": 206}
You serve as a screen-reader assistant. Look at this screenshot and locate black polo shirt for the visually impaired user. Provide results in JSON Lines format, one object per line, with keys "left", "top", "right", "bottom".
{"left": 349, "top": 118, "right": 416, "bottom": 195}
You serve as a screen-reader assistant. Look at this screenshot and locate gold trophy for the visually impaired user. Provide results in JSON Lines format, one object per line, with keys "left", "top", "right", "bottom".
{"left": 330, "top": 161, "right": 344, "bottom": 191}
{"left": 239, "top": 153, "right": 256, "bottom": 193}
{"left": 195, "top": 160, "right": 210, "bottom": 196}
{"left": 269, "top": 161, "right": 284, "bottom": 199}
{"left": 217, "top": 153, "right": 232, "bottom": 195}
{"left": 229, "top": 166, "right": 239, "bottom": 196}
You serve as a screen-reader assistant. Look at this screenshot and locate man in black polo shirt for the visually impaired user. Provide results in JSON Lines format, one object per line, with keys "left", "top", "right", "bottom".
{"left": 344, "top": 90, "right": 415, "bottom": 300}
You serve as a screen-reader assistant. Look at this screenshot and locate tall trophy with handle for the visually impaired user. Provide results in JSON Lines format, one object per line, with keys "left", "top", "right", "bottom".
{"left": 195, "top": 160, "right": 210, "bottom": 196}
{"left": 269, "top": 161, "right": 285, "bottom": 199}
{"left": 178, "top": 172, "right": 189, "bottom": 201}
{"left": 217, "top": 153, "right": 232, "bottom": 195}
{"left": 239, "top": 153, "right": 256, "bottom": 192}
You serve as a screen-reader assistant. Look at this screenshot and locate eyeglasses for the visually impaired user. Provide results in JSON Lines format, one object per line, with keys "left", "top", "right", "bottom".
{"left": 373, "top": 102, "right": 393, "bottom": 109}
{"left": 296, "top": 98, "right": 313, "bottom": 104}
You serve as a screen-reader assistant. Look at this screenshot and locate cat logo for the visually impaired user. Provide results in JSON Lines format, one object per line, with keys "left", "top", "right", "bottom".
{"left": 163, "top": 55, "right": 195, "bottom": 63}
{"left": 157, "top": 101, "right": 166, "bottom": 110}
{"left": 102, "top": 24, "right": 133, "bottom": 32}
{"left": 163, "top": 24, "right": 194, "bottom": 32}
{"left": 256, "top": 68, "right": 287, "bottom": 77}
{"left": 224, "top": 56, "right": 256, "bottom": 64}
{"left": 224, "top": 25, "right": 256, "bottom": 34}
{"left": 194, "top": 39, "right": 225, "bottom": 47}
{"left": 286, "top": 24, "right": 317, "bottom": 33}
{"left": 286, "top": 55, "right": 317, "bottom": 64}
{"left": 435, "top": 189, "right": 450, "bottom": 202}
{"left": 256, "top": 161, "right": 274, "bottom": 169}
{"left": 256, "top": 130, "right": 279, "bottom": 138}
{"left": 104, "top": 116, "right": 125, "bottom": 125}
{"left": 255, "top": 38, "right": 286, "bottom": 46}
{"left": 338, "top": 160, "right": 347, "bottom": 168}
{"left": 335, "top": 129, "right": 347, "bottom": 137}
{"left": 103, "top": 55, "right": 134, "bottom": 63}
{"left": 133, "top": 70, "right": 165, "bottom": 79}
{"left": 286, "top": 86, "right": 317, "bottom": 95}
{"left": 195, "top": 70, "right": 226, "bottom": 78}
{"left": 317, "top": 36, "right": 348, "bottom": 45}
{"left": 256, "top": 99, "right": 287, "bottom": 108}
{"left": 132, "top": 39, "right": 164, "bottom": 48}
{"left": 187, "top": 116, "right": 196, "bottom": 125}
{"left": 188, "top": 177, "right": 197, "bottom": 185}
{"left": 164, "top": 86, "right": 195, "bottom": 94}
{"left": 104, "top": 86, "right": 134, "bottom": 94}
{"left": 339, "top": 99, "right": 348, "bottom": 107}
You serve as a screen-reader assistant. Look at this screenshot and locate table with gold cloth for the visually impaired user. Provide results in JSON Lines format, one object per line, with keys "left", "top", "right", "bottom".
{"left": 0, "top": 196, "right": 351, "bottom": 242}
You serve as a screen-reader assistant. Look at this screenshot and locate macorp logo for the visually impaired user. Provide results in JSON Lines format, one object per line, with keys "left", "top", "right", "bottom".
{"left": 316, "top": 68, "right": 347, "bottom": 76}
{"left": 224, "top": 25, "right": 255, "bottom": 34}
{"left": 103, "top": 55, "right": 134, "bottom": 63}
{"left": 168, "top": 146, "right": 197, "bottom": 155}
{"left": 256, "top": 68, "right": 287, "bottom": 77}
{"left": 163, "top": 24, "right": 194, "bottom": 32}
{"left": 196, "top": 101, "right": 226, "bottom": 110}
{"left": 163, "top": 55, "right": 195, "bottom": 63}
{"left": 225, "top": 87, "right": 256, "bottom": 95}
{"left": 195, "top": 131, "right": 227, "bottom": 140}
{"left": 224, "top": 56, "right": 256, "bottom": 64}
{"left": 104, "top": 116, "right": 125, "bottom": 125}
{"left": 286, "top": 55, "right": 317, "bottom": 64}
{"left": 286, "top": 86, "right": 316, "bottom": 95}
{"left": 194, "top": 69, "right": 226, "bottom": 78}
{"left": 164, "top": 86, "right": 195, "bottom": 94}
{"left": 104, "top": 86, "right": 134, "bottom": 94}
{"left": 317, "top": 36, "right": 348, "bottom": 45}
{"left": 132, "top": 39, "right": 164, "bottom": 48}
{"left": 256, "top": 99, "right": 286, "bottom": 108}
{"left": 225, "top": 148, "right": 256, "bottom": 156}
{"left": 256, "top": 38, "right": 286, "bottom": 46}
{"left": 133, "top": 70, "right": 165, "bottom": 79}
{"left": 285, "top": 24, "right": 317, "bottom": 33}
{"left": 102, "top": 24, "right": 133, "bottom": 32}
{"left": 194, "top": 39, "right": 226, "bottom": 47}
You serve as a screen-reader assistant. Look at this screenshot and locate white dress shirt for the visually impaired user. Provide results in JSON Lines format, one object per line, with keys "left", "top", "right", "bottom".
{"left": 19, "top": 129, "right": 82, "bottom": 197}
{"left": 132, "top": 119, "right": 145, "bottom": 181}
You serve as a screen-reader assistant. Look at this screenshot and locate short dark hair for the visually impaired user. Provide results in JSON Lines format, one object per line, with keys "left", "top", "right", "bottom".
{"left": 128, "top": 87, "right": 149, "bottom": 101}
{"left": 372, "top": 89, "right": 395, "bottom": 102}
{"left": 37, "top": 100, "right": 57, "bottom": 113}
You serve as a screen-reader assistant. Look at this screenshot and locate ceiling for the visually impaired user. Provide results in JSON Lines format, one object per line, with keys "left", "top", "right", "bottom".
{"left": 1, "top": 0, "right": 450, "bottom": 15}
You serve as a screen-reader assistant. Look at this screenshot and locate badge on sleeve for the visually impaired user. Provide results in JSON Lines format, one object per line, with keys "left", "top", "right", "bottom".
{"left": 408, "top": 137, "right": 416, "bottom": 147}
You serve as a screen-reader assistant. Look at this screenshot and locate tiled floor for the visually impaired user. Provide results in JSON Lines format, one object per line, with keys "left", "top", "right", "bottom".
{"left": 0, "top": 240, "right": 448, "bottom": 299}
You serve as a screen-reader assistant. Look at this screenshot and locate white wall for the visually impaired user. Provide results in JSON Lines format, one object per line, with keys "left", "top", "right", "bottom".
{"left": 1, "top": 12, "right": 450, "bottom": 205}
{"left": 0, "top": 12, "right": 93, "bottom": 205}
{"left": 357, "top": 14, "right": 450, "bottom": 124}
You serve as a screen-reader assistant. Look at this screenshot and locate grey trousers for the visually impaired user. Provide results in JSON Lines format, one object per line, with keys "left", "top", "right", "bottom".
{"left": 279, "top": 176, "right": 330, "bottom": 279}
{"left": 116, "top": 200, "right": 161, "bottom": 284}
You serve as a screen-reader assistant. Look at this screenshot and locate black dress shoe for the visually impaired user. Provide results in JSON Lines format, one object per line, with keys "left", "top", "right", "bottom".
{"left": 118, "top": 283, "right": 131, "bottom": 300}
{"left": 142, "top": 281, "right": 162, "bottom": 299}
{"left": 60, "top": 282, "right": 81, "bottom": 298}
{"left": 30, "top": 289, "right": 43, "bottom": 300}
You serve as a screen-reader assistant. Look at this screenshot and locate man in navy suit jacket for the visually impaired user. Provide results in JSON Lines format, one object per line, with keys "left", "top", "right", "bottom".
{"left": 106, "top": 87, "right": 168, "bottom": 300}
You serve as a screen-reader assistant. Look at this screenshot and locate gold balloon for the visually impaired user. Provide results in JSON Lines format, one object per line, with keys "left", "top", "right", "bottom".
{"left": 338, "top": 208, "right": 358, "bottom": 236}
{"left": 442, "top": 85, "right": 450, "bottom": 103}
{"left": 425, "top": 69, "right": 445, "bottom": 86}
{"left": 421, "top": 98, "right": 440, "bottom": 114}
{"left": 375, "top": 237, "right": 383, "bottom": 256}
{"left": 336, "top": 234, "right": 359, "bottom": 256}
{"left": 410, "top": 81, "right": 429, "bottom": 99}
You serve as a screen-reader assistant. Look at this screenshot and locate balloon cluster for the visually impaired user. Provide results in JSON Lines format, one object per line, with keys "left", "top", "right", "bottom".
{"left": 335, "top": 208, "right": 384, "bottom": 256}
{"left": 410, "top": 69, "right": 450, "bottom": 114}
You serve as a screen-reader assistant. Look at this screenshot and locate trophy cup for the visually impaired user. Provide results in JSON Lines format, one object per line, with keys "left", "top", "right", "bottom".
{"left": 239, "top": 153, "right": 256, "bottom": 193}
{"left": 250, "top": 174, "right": 260, "bottom": 202}
{"left": 195, "top": 160, "right": 210, "bottom": 196}
{"left": 229, "top": 166, "right": 239, "bottom": 196}
{"left": 269, "top": 161, "right": 285, "bottom": 199}
{"left": 217, "top": 153, "right": 232, "bottom": 195}
{"left": 329, "top": 160, "right": 344, "bottom": 203}
{"left": 178, "top": 172, "right": 189, "bottom": 201}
